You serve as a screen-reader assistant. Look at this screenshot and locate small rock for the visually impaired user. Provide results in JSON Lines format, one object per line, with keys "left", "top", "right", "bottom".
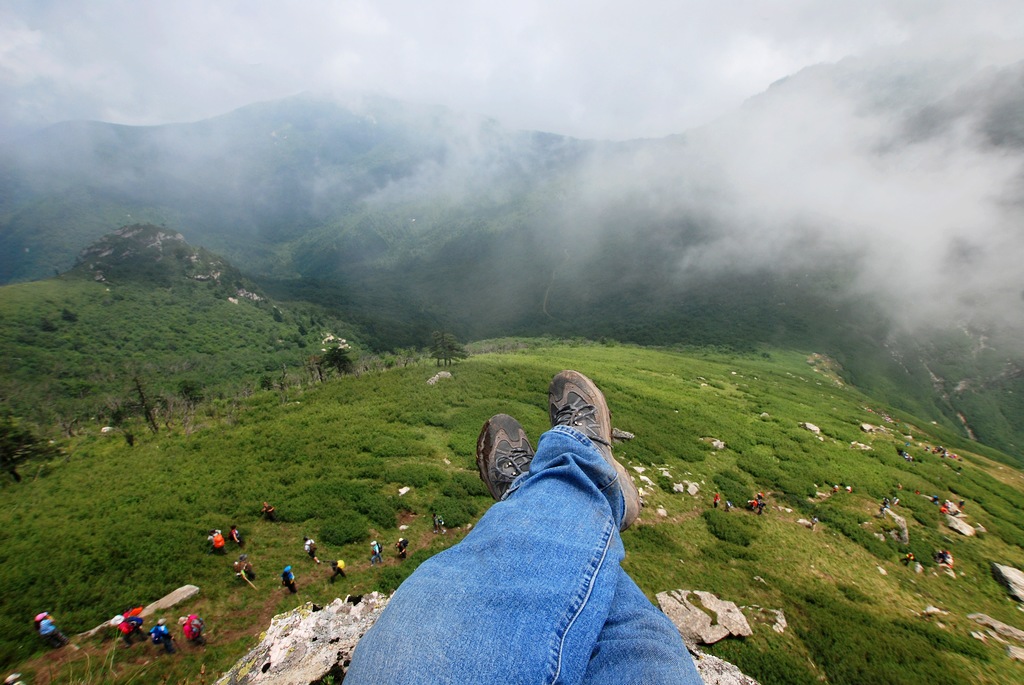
{"left": 974, "top": 524, "right": 986, "bottom": 534}
{"left": 971, "top": 631, "right": 987, "bottom": 642}
{"left": 687, "top": 482, "right": 700, "bottom": 497}
{"left": 800, "top": 422, "right": 821, "bottom": 434}
{"left": 946, "top": 515, "right": 976, "bottom": 537}
{"left": 850, "top": 441, "right": 872, "bottom": 450}
{"left": 759, "top": 412, "right": 770, "bottom": 418}
{"left": 710, "top": 440, "right": 725, "bottom": 450}
{"left": 860, "top": 423, "right": 877, "bottom": 433}
{"left": 968, "top": 613, "right": 1024, "bottom": 642}
{"left": 914, "top": 562, "right": 924, "bottom": 574}
{"left": 1008, "top": 645, "right": 1024, "bottom": 661}
{"left": 397, "top": 487, "right": 410, "bottom": 496}
{"left": 923, "top": 606, "right": 948, "bottom": 616}
{"left": 657, "top": 508, "right": 668, "bottom": 517}
{"left": 398, "top": 525, "right": 409, "bottom": 531}
{"left": 673, "top": 483, "right": 686, "bottom": 493}
{"left": 426, "top": 371, "right": 453, "bottom": 385}
{"left": 633, "top": 466, "right": 646, "bottom": 474}
{"left": 877, "top": 566, "right": 888, "bottom": 575}
{"left": 612, "top": 428, "right": 635, "bottom": 441}
{"left": 639, "top": 475, "right": 655, "bottom": 486}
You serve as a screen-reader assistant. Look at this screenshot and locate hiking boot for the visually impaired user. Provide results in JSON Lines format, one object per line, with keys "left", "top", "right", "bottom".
{"left": 548, "top": 370, "right": 641, "bottom": 530}
{"left": 476, "top": 414, "right": 535, "bottom": 500}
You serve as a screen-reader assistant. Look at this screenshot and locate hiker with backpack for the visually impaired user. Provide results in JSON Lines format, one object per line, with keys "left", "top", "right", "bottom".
{"left": 432, "top": 513, "right": 446, "bottom": 534}
{"left": 281, "top": 566, "right": 297, "bottom": 593}
{"left": 149, "top": 618, "right": 175, "bottom": 653}
{"left": 34, "top": 612, "right": 68, "bottom": 648}
{"left": 179, "top": 614, "right": 206, "bottom": 646}
{"left": 110, "top": 607, "right": 145, "bottom": 646}
{"left": 303, "top": 536, "right": 321, "bottom": 564}
{"left": 330, "top": 559, "right": 346, "bottom": 582}
{"left": 369, "top": 540, "right": 383, "bottom": 566}
{"left": 395, "top": 538, "right": 409, "bottom": 560}
{"left": 344, "top": 371, "right": 702, "bottom": 683}
{"left": 208, "top": 529, "right": 226, "bottom": 554}
{"left": 261, "top": 501, "right": 277, "bottom": 521}
{"left": 233, "top": 554, "right": 256, "bottom": 581}
{"left": 229, "top": 525, "right": 243, "bottom": 546}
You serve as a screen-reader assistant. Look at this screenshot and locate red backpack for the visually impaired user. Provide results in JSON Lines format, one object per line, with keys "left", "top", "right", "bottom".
{"left": 212, "top": 532, "right": 225, "bottom": 549}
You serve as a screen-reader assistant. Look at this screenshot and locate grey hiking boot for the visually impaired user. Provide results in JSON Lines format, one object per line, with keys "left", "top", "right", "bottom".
{"left": 477, "top": 414, "right": 535, "bottom": 501}
{"left": 548, "top": 370, "right": 641, "bottom": 530}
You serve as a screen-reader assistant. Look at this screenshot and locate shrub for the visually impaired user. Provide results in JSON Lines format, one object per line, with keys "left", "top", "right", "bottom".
{"left": 320, "top": 514, "right": 370, "bottom": 546}
{"left": 702, "top": 509, "right": 759, "bottom": 547}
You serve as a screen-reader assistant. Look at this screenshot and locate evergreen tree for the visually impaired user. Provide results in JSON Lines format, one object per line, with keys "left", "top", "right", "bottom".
{"left": 431, "top": 331, "right": 467, "bottom": 367}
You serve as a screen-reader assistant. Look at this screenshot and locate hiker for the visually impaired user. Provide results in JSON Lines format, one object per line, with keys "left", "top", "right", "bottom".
{"left": 179, "top": 614, "right": 206, "bottom": 646}
{"left": 902, "top": 552, "right": 915, "bottom": 565}
{"left": 208, "top": 529, "right": 226, "bottom": 554}
{"left": 303, "top": 536, "right": 321, "bottom": 564}
{"left": 725, "top": 500, "right": 734, "bottom": 511}
{"left": 345, "top": 370, "right": 702, "bottom": 683}
{"left": 395, "top": 538, "right": 409, "bottom": 560}
{"left": 756, "top": 500, "right": 766, "bottom": 515}
{"left": 149, "top": 618, "right": 175, "bottom": 653}
{"left": 110, "top": 607, "right": 145, "bottom": 646}
{"left": 369, "top": 540, "right": 383, "bottom": 566}
{"left": 713, "top": 492, "right": 720, "bottom": 509}
{"left": 811, "top": 516, "right": 819, "bottom": 530}
{"left": 330, "top": 560, "right": 346, "bottom": 582}
{"left": 233, "top": 554, "right": 256, "bottom": 581}
{"left": 281, "top": 566, "right": 297, "bottom": 593}
{"left": 261, "top": 501, "right": 277, "bottom": 521}
{"left": 432, "top": 512, "right": 447, "bottom": 534}
{"left": 35, "top": 612, "right": 68, "bottom": 648}
{"left": 229, "top": 525, "right": 243, "bottom": 546}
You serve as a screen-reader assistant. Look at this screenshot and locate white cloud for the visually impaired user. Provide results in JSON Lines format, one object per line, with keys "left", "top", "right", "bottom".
{"left": 3, "top": 1, "right": 1024, "bottom": 139}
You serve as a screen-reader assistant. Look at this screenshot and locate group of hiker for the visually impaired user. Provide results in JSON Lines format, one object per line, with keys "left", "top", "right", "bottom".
{"left": 106, "top": 606, "right": 205, "bottom": 655}
{"left": 711, "top": 491, "right": 767, "bottom": 514}
{"left": 220, "top": 502, "right": 415, "bottom": 596}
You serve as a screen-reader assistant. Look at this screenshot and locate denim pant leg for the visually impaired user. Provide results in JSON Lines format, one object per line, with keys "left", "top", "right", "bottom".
{"left": 345, "top": 426, "right": 627, "bottom": 685}
{"left": 582, "top": 568, "right": 702, "bottom": 684}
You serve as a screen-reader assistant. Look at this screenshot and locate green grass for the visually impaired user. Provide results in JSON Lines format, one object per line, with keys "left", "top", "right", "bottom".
{"left": 2, "top": 343, "right": 1024, "bottom": 684}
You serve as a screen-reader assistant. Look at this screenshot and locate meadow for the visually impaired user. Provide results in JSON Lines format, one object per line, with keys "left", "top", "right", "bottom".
{"left": 3, "top": 341, "right": 1024, "bottom": 684}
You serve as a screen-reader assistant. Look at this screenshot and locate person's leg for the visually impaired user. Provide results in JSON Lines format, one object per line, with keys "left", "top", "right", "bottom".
{"left": 344, "top": 425, "right": 626, "bottom": 685}
{"left": 581, "top": 568, "right": 702, "bottom": 684}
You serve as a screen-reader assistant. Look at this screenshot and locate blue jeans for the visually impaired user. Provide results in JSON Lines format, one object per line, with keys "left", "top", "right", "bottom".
{"left": 345, "top": 426, "right": 701, "bottom": 684}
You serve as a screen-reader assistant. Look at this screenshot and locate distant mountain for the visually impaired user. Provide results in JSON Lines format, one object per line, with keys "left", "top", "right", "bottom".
{"left": 2, "top": 52, "right": 1023, "bottom": 457}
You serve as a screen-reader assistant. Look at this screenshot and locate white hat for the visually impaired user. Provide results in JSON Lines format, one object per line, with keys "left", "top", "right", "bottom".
{"left": 110, "top": 615, "right": 125, "bottom": 626}
{"left": 158, "top": 618, "right": 167, "bottom": 626}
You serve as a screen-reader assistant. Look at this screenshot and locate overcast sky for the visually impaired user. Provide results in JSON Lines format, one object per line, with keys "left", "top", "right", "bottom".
{"left": 2, "top": 0, "right": 1024, "bottom": 140}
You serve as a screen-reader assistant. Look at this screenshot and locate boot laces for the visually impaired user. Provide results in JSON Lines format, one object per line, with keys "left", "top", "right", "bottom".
{"left": 553, "top": 397, "right": 609, "bottom": 445}
{"left": 496, "top": 447, "right": 532, "bottom": 477}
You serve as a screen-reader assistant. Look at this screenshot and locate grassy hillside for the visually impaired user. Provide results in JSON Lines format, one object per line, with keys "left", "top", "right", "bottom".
{"left": 3, "top": 342, "right": 1023, "bottom": 684}
{"left": 0, "top": 267, "right": 360, "bottom": 431}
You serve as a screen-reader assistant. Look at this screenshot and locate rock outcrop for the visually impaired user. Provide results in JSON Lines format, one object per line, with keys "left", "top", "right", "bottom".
{"left": 690, "top": 648, "right": 761, "bottom": 684}
{"left": 884, "top": 509, "right": 909, "bottom": 544}
{"left": 657, "top": 590, "right": 752, "bottom": 646}
{"left": 216, "top": 592, "right": 758, "bottom": 684}
{"left": 216, "top": 594, "right": 388, "bottom": 685}
{"left": 992, "top": 563, "right": 1024, "bottom": 602}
